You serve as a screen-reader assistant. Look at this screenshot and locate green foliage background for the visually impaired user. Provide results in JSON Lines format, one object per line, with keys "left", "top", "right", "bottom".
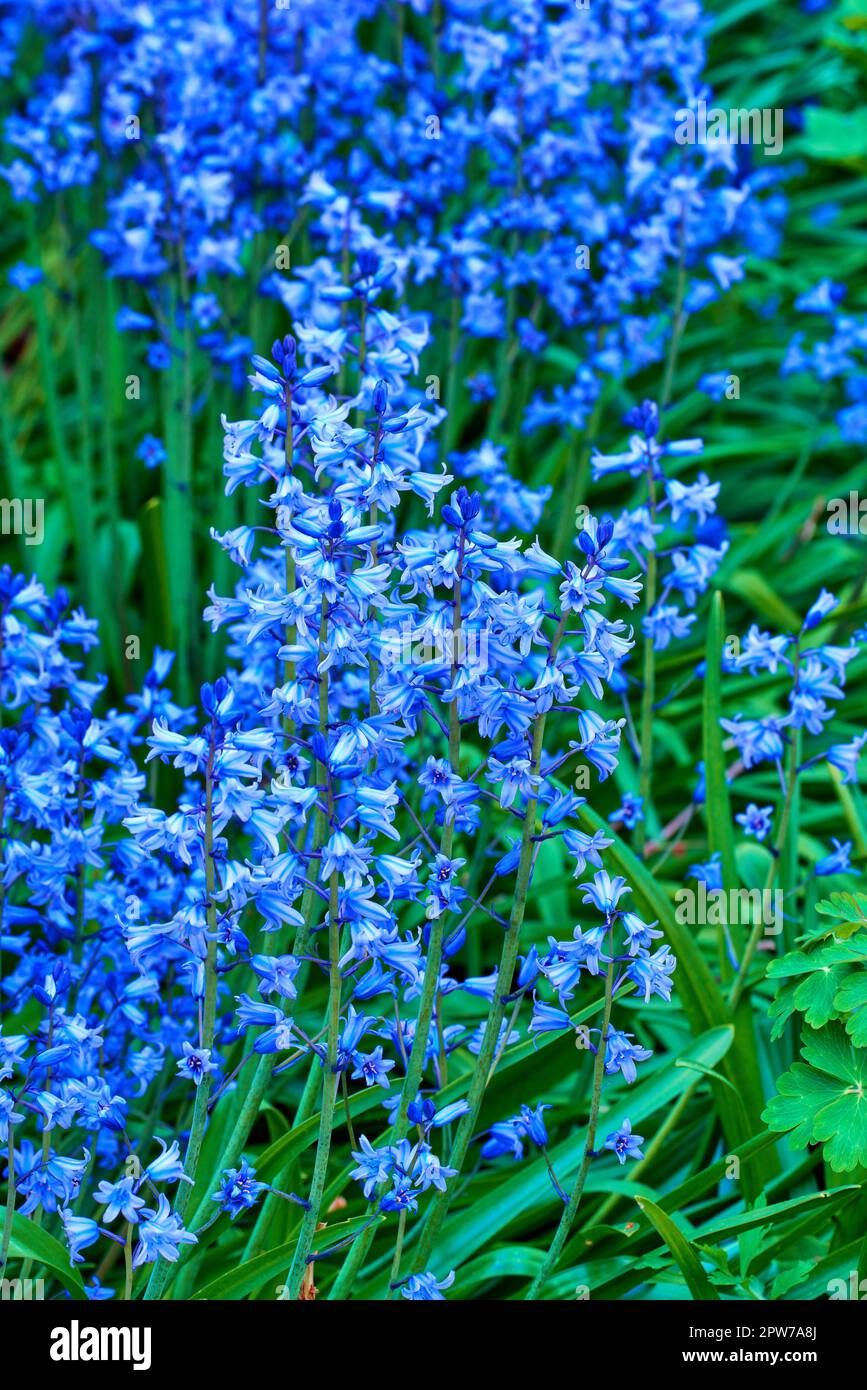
{"left": 2, "top": 0, "right": 867, "bottom": 1299}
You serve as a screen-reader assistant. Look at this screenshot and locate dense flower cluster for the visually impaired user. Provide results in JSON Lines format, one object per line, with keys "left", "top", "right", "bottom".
{"left": 5, "top": 0, "right": 860, "bottom": 1308}
{"left": 718, "top": 591, "right": 867, "bottom": 868}
{"left": 782, "top": 280, "right": 867, "bottom": 447}
{"left": 0, "top": 280, "right": 676, "bottom": 1297}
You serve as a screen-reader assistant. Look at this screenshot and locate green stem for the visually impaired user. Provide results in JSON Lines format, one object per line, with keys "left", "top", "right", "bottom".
{"left": 123, "top": 1222, "right": 134, "bottom": 1301}
{"left": 488, "top": 990, "right": 524, "bottom": 1083}
{"left": 242, "top": 1055, "right": 321, "bottom": 1262}
{"left": 728, "top": 723, "right": 800, "bottom": 1012}
{"left": 0, "top": 1129, "right": 16, "bottom": 1280}
{"left": 635, "top": 210, "right": 688, "bottom": 854}
{"left": 659, "top": 209, "right": 688, "bottom": 423}
{"left": 552, "top": 375, "right": 605, "bottom": 567}
{"left": 386, "top": 1209, "right": 407, "bottom": 1299}
{"left": 524, "top": 953, "right": 615, "bottom": 1299}
{"left": 281, "top": 600, "right": 343, "bottom": 1299}
{"left": 409, "top": 615, "right": 568, "bottom": 1275}
{"left": 635, "top": 515, "right": 657, "bottom": 858}
{"left": 280, "top": 871, "right": 340, "bottom": 1298}
{"left": 0, "top": 364, "right": 27, "bottom": 568}
{"left": 341, "top": 1072, "right": 358, "bottom": 1151}
{"left": 166, "top": 797, "right": 326, "bottom": 1280}
{"left": 144, "top": 731, "right": 219, "bottom": 1300}
{"left": 330, "top": 554, "right": 465, "bottom": 1297}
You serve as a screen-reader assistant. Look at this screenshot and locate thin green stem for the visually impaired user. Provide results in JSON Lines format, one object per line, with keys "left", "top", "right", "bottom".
{"left": 281, "top": 600, "right": 343, "bottom": 1299}
{"left": 280, "top": 870, "right": 340, "bottom": 1298}
{"left": 144, "top": 731, "right": 219, "bottom": 1300}
{"left": 330, "top": 553, "right": 465, "bottom": 1297}
{"left": 341, "top": 1072, "right": 358, "bottom": 1151}
{"left": 386, "top": 1209, "right": 407, "bottom": 1300}
{"left": 728, "top": 726, "right": 800, "bottom": 1011}
{"left": 635, "top": 516, "right": 657, "bottom": 858}
{"left": 124, "top": 1222, "right": 134, "bottom": 1301}
{"left": 636, "top": 209, "right": 688, "bottom": 854}
{"left": 0, "top": 1129, "right": 16, "bottom": 1280}
{"left": 409, "top": 615, "right": 568, "bottom": 1275}
{"left": 552, "top": 332, "right": 606, "bottom": 563}
{"left": 524, "top": 952, "right": 616, "bottom": 1299}
{"left": 242, "top": 1054, "right": 321, "bottom": 1262}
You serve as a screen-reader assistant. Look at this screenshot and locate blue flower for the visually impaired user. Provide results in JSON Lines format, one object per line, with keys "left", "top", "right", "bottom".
{"left": 8, "top": 262, "right": 44, "bottom": 291}
{"left": 176, "top": 1043, "right": 216, "bottom": 1087}
{"left": 815, "top": 839, "right": 858, "bottom": 877}
{"left": 827, "top": 734, "right": 867, "bottom": 784}
{"left": 736, "top": 803, "right": 774, "bottom": 842}
{"left": 60, "top": 1210, "right": 101, "bottom": 1266}
{"left": 609, "top": 793, "right": 644, "bottom": 830}
{"left": 400, "top": 1270, "right": 455, "bottom": 1301}
{"left": 212, "top": 1159, "right": 267, "bottom": 1220}
{"left": 604, "top": 1119, "right": 645, "bottom": 1165}
{"left": 136, "top": 435, "right": 167, "bottom": 470}
{"left": 132, "top": 1195, "right": 197, "bottom": 1267}
{"left": 94, "top": 1177, "right": 145, "bottom": 1224}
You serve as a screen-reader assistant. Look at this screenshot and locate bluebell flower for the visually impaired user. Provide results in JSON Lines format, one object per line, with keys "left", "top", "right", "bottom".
{"left": 604, "top": 1031, "right": 653, "bottom": 1084}
{"left": 604, "top": 1120, "right": 645, "bottom": 1165}
{"left": 826, "top": 734, "right": 867, "bottom": 784}
{"left": 94, "top": 1178, "right": 145, "bottom": 1224}
{"left": 803, "top": 589, "right": 839, "bottom": 632}
{"left": 60, "top": 1210, "right": 101, "bottom": 1266}
{"left": 132, "top": 1195, "right": 197, "bottom": 1267}
{"left": 400, "top": 1270, "right": 455, "bottom": 1300}
{"left": 609, "top": 793, "right": 644, "bottom": 830}
{"left": 212, "top": 1159, "right": 267, "bottom": 1220}
{"left": 143, "top": 1137, "right": 192, "bottom": 1188}
{"left": 736, "top": 803, "right": 774, "bottom": 842}
{"left": 8, "top": 261, "right": 44, "bottom": 291}
{"left": 350, "top": 1047, "right": 396, "bottom": 1089}
{"left": 176, "top": 1043, "right": 216, "bottom": 1087}
{"left": 815, "top": 839, "right": 858, "bottom": 877}
{"left": 136, "top": 435, "right": 167, "bottom": 470}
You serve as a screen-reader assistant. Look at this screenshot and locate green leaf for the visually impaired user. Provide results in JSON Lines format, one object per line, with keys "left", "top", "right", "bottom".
{"left": 767, "top": 940, "right": 867, "bottom": 978}
{"left": 451, "top": 1246, "right": 545, "bottom": 1296}
{"left": 576, "top": 804, "right": 726, "bottom": 1039}
{"left": 769, "top": 980, "right": 801, "bottom": 1040}
{"left": 675, "top": 1058, "right": 738, "bottom": 1093}
{"left": 190, "top": 1214, "right": 384, "bottom": 1300}
{"left": 763, "top": 1024, "right": 867, "bottom": 1172}
{"left": 735, "top": 841, "right": 774, "bottom": 894}
{"left": 793, "top": 966, "right": 851, "bottom": 1028}
{"left": 376, "top": 1027, "right": 735, "bottom": 1285}
{"left": 693, "top": 1188, "right": 858, "bottom": 1243}
{"left": 633, "top": 1197, "right": 720, "bottom": 1300}
{"left": 576, "top": 805, "right": 772, "bottom": 1190}
{"left": 834, "top": 975, "right": 867, "bottom": 1047}
{"left": 0, "top": 1210, "right": 87, "bottom": 1299}
{"left": 816, "top": 891, "right": 867, "bottom": 940}
{"left": 803, "top": 106, "right": 867, "bottom": 161}
{"left": 724, "top": 570, "right": 801, "bottom": 632}
{"left": 703, "top": 591, "right": 740, "bottom": 961}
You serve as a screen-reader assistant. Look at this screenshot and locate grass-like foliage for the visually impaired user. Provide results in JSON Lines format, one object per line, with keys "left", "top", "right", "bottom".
{"left": 0, "top": 0, "right": 866, "bottom": 1304}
